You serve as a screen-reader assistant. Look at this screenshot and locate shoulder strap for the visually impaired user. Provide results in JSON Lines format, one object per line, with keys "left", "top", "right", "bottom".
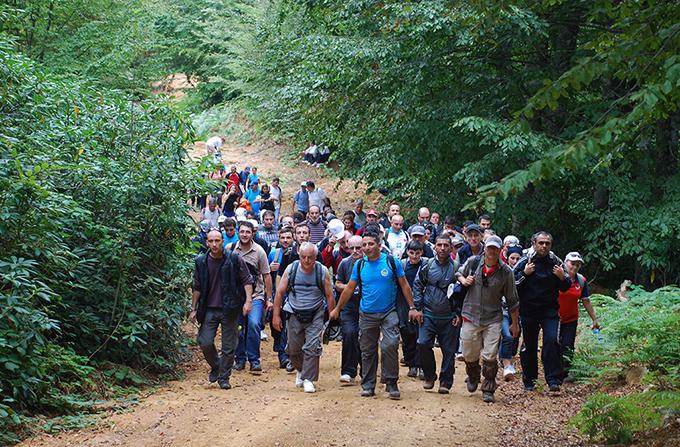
{"left": 287, "top": 260, "right": 300, "bottom": 296}
{"left": 314, "top": 262, "right": 324, "bottom": 292}
{"left": 357, "top": 258, "right": 365, "bottom": 298}
{"left": 386, "top": 254, "right": 398, "bottom": 283}
{"left": 576, "top": 273, "right": 586, "bottom": 289}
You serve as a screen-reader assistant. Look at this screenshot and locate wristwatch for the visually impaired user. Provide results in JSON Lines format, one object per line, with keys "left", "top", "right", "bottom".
{"left": 409, "top": 306, "right": 417, "bottom": 311}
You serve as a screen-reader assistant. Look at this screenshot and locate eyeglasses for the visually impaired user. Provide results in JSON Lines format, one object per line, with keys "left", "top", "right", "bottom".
{"left": 349, "top": 246, "right": 363, "bottom": 251}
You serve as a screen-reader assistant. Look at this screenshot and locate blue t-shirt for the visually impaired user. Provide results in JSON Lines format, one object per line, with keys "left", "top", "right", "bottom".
{"left": 248, "top": 173, "right": 259, "bottom": 186}
{"left": 293, "top": 190, "right": 309, "bottom": 212}
{"left": 351, "top": 253, "right": 405, "bottom": 313}
{"left": 244, "top": 188, "right": 261, "bottom": 214}
{"left": 223, "top": 232, "right": 239, "bottom": 248}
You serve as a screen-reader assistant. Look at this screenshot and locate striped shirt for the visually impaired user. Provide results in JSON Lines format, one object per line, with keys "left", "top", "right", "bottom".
{"left": 304, "top": 219, "right": 327, "bottom": 244}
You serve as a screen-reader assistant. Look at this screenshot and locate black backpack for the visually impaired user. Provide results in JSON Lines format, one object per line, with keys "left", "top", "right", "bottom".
{"left": 286, "top": 260, "right": 325, "bottom": 297}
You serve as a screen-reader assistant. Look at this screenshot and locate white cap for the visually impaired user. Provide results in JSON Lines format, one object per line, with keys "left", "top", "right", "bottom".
{"left": 247, "top": 219, "right": 259, "bottom": 227}
{"left": 217, "top": 215, "right": 227, "bottom": 224}
{"left": 485, "top": 235, "right": 503, "bottom": 249}
{"left": 327, "top": 219, "right": 345, "bottom": 239}
{"left": 565, "top": 251, "right": 584, "bottom": 263}
{"left": 503, "top": 235, "right": 520, "bottom": 246}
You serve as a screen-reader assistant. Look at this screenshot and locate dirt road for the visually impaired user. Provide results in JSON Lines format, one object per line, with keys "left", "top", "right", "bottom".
{"left": 19, "top": 140, "right": 588, "bottom": 447}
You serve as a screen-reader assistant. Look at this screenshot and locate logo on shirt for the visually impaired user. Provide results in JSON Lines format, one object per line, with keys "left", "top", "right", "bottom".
{"left": 381, "top": 269, "right": 389, "bottom": 277}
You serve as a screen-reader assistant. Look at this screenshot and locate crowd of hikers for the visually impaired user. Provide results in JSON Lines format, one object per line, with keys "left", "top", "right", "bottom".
{"left": 190, "top": 140, "right": 600, "bottom": 403}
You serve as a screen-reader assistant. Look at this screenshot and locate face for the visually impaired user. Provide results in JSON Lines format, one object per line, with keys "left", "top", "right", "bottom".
{"left": 444, "top": 224, "right": 455, "bottom": 232}
{"left": 479, "top": 218, "right": 492, "bottom": 230}
{"left": 356, "top": 203, "right": 363, "bottom": 213}
{"left": 485, "top": 245, "right": 500, "bottom": 264}
{"left": 295, "top": 226, "right": 310, "bottom": 243}
{"left": 299, "top": 247, "right": 316, "bottom": 270}
{"left": 224, "top": 225, "right": 236, "bottom": 238}
{"left": 391, "top": 216, "right": 404, "bottom": 232}
{"left": 209, "top": 202, "right": 216, "bottom": 211}
{"left": 388, "top": 204, "right": 400, "bottom": 217}
{"left": 282, "top": 217, "right": 294, "bottom": 228}
{"left": 262, "top": 185, "right": 269, "bottom": 193}
{"left": 338, "top": 237, "right": 348, "bottom": 251}
{"left": 343, "top": 217, "right": 354, "bottom": 230}
{"left": 425, "top": 228, "right": 432, "bottom": 240}
{"left": 273, "top": 179, "right": 279, "bottom": 187}
{"left": 238, "top": 226, "right": 253, "bottom": 244}
{"left": 431, "top": 213, "right": 440, "bottom": 225}
{"left": 207, "top": 230, "right": 223, "bottom": 256}
{"left": 279, "top": 232, "right": 293, "bottom": 248}
{"left": 301, "top": 185, "right": 307, "bottom": 191}
{"left": 434, "top": 239, "right": 452, "bottom": 259}
{"left": 361, "top": 236, "right": 381, "bottom": 258}
{"left": 566, "top": 260, "right": 582, "bottom": 276}
{"left": 347, "top": 237, "right": 364, "bottom": 260}
{"left": 466, "top": 231, "right": 481, "bottom": 247}
{"left": 231, "top": 166, "right": 237, "bottom": 173}
{"left": 411, "top": 234, "right": 424, "bottom": 243}
{"left": 533, "top": 235, "right": 552, "bottom": 257}
{"left": 407, "top": 249, "right": 423, "bottom": 265}
{"left": 507, "top": 253, "right": 521, "bottom": 268}
{"left": 263, "top": 214, "right": 275, "bottom": 228}
{"left": 418, "top": 209, "right": 430, "bottom": 222}
{"left": 251, "top": 184, "right": 258, "bottom": 191}
{"left": 366, "top": 214, "right": 377, "bottom": 223}
{"left": 308, "top": 206, "right": 320, "bottom": 222}
{"left": 252, "top": 168, "right": 257, "bottom": 174}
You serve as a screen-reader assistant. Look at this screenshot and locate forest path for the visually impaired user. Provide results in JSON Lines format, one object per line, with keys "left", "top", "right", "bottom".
{"left": 19, "top": 140, "right": 587, "bottom": 447}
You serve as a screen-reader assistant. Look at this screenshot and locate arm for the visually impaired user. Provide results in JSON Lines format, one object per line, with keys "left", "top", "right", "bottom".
{"left": 412, "top": 268, "right": 425, "bottom": 311}
{"left": 397, "top": 276, "right": 422, "bottom": 324}
{"left": 323, "top": 268, "right": 336, "bottom": 312}
{"left": 263, "top": 272, "right": 273, "bottom": 310}
{"left": 190, "top": 290, "right": 200, "bottom": 323}
{"left": 272, "top": 267, "right": 289, "bottom": 331}
{"left": 242, "top": 284, "right": 253, "bottom": 315}
{"left": 329, "top": 279, "right": 358, "bottom": 319}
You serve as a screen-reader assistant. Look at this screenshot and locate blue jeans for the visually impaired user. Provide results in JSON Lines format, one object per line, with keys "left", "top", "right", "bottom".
{"left": 499, "top": 313, "right": 520, "bottom": 360}
{"left": 559, "top": 320, "right": 578, "bottom": 377}
{"left": 235, "top": 298, "right": 265, "bottom": 364}
{"left": 417, "top": 316, "right": 458, "bottom": 387}
{"left": 340, "top": 299, "right": 361, "bottom": 378}
{"left": 520, "top": 313, "right": 562, "bottom": 387}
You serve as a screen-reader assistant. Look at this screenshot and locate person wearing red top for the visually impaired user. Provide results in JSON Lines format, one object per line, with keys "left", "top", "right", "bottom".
{"left": 558, "top": 252, "right": 600, "bottom": 383}
{"left": 226, "top": 165, "right": 241, "bottom": 192}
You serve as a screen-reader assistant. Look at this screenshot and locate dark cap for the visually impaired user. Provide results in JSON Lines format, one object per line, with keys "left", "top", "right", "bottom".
{"left": 465, "top": 223, "right": 482, "bottom": 234}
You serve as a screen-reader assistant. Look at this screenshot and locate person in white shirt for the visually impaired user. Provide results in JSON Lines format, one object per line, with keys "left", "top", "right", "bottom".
{"left": 385, "top": 215, "right": 410, "bottom": 258}
{"left": 206, "top": 136, "right": 225, "bottom": 163}
{"left": 306, "top": 181, "right": 326, "bottom": 210}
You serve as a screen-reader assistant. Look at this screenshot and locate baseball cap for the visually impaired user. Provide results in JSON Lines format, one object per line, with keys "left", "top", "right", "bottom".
{"left": 507, "top": 245, "right": 524, "bottom": 257}
{"left": 300, "top": 181, "right": 307, "bottom": 187}
{"left": 366, "top": 209, "right": 379, "bottom": 217}
{"left": 327, "top": 219, "right": 345, "bottom": 239}
{"left": 485, "top": 235, "right": 503, "bottom": 249}
{"left": 410, "top": 225, "right": 426, "bottom": 236}
{"left": 565, "top": 251, "right": 584, "bottom": 263}
{"left": 451, "top": 236, "right": 465, "bottom": 247}
{"left": 217, "top": 215, "right": 227, "bottom": 224}
{"left": 465, "top": 223, "right": 482, "bottom": 234}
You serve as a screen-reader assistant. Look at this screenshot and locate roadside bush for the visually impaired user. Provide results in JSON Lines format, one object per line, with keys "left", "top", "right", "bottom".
{"left": 0, "top": 36, "right": 195, "bottom": 441}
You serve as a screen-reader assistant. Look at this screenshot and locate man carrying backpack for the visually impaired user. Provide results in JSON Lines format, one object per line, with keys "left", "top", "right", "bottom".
{"left": 191, "top": 229, "right": 254, "bottom": 390}
{"left": 330, "top": 232, "right": 422, "bottom": 400}
{"left": 458, "top": 235, "right": 520, "bottom": 403}
{"left": 413, "top": 235, "right": 460, "bottom": 394}
{"left": 272, "top": 243, "right": 336, "bottom": 393}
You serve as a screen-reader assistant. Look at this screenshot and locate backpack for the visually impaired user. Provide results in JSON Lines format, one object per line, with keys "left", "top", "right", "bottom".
{"left": 286, "top": 260, "right": 325, "bottom": 297}
{"left": 356, "top": 254, "right": 399, "bottom": 300}
{"left": 418, "top": 257, "right": 459, "bottom": 289}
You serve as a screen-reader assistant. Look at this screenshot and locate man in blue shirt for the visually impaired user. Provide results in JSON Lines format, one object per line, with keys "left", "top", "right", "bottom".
{"left": 330, "top": 232, "right": 422, "bottom": 400}
{"left": 293, "top": 182, "right": 309, "bottom": 218}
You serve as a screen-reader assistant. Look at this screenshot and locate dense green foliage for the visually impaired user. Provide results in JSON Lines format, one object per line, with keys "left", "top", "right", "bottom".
{"left": 179, "top": 0, "right": 680, "bottom": 287}
{"left": 569, "top": 287, "right": 680, "bottom": 443}
{"left": 0, "top": 24, "right": 194, "bottom": 444}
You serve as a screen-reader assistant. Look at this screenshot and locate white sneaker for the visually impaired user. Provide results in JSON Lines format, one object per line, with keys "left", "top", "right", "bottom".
{"left": 303, "top": 379, "right": 316, "bottom": 393}
{"left": 260, "top": 330, "right": 268, "bottom": 341}
{"left": 456, "top": 353, "right": 465, "bottom": 362}
{"left": 503, "top": 364, "right": 516, "bottom": 381}
{"left": 339, "top": 374, "right": 354, "bottom": 384}
{"left": 295, "top": 372, "right": 303, "bottom": 387}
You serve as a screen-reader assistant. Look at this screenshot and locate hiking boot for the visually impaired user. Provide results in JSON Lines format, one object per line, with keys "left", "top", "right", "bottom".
{"left": 466, "top": 378, "right": 478, "bottom": 393}
{"left": 482, "top": 391, "right": 495, "bottom": 403}
{"left": 438, "top": 385, "right": 451, "bottom": 395}
{"left": 218, "top": 379, "right": 231, "bottom": 390}
{"left": 524, "top": 383, "right": 536, "bottom": 392}
{"left": 250, "top": 363, "right": 263, "bottom": 375}
{"left": 385, "top": 382, "right": 401, "bottom": 400}
{"left": 208, "top": 366, "right": 219, "bottom": 383}
{"left": 423, "top": 379, "right": 435, "bottom": 390}
{"left": 233, "top": 362, "right": 245, "bottom": 371}
{"left": 360, "top": 388, "right": 375, "bottom": 397}
{"left": 563, "top": 374, "right": 576, "bottom": 384}
{"left": 417, "top": 369, "right": 425, "bottom": 380}
{"left": 548, "top": 383, "right": 561, "bottom": 394}
{"left": 407, "top": 366, "right": 419, "bottom": 378}
{"left": 285, "top": 361, "right": 296, "bottom": 373}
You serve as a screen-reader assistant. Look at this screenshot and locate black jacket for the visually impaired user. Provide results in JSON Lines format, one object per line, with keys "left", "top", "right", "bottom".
{"left": 194, "top": 250, "right": 253, "bottom": 323}
{"left": 514, "top": 253, "right": 571, "bottom": 318}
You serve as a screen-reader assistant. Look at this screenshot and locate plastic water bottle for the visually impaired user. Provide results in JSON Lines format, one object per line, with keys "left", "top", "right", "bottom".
{"left": 592, "top": 328, "right": 603, "bottom": 342}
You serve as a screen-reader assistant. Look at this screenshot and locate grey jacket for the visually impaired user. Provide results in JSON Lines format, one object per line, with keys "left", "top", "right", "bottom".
{"left": 458, "top": 256, "right": 518, "bottom": 326}
{"left": 413, "top": 257, "right": 458, "bottom": 316}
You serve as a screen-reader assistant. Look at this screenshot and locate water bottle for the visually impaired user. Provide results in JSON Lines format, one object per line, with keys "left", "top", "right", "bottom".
{"left": 592, "top": 328, "right": 603, "bottom": 342}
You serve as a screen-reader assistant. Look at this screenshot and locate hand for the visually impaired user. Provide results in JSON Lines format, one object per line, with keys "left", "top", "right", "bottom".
{"left": 408, "top": 309, "right": 423, "bottom": 325}
{"left": 510, "top": 322, "right": 520, "bottom": 338}
{"left": 452, "top": 316, "right": 462, "bottom": 327}
{"left": 270, "top": 262, "right": 280, "bottom": 272}
{"left": 272, "top": 315, "right": 282, "bottom": 332}
{"left": 329, "top": 308, "right": 340, "bottom": 320}
{"left": 591, "top": 319, "right": 600, "bottom": 330}
{"left": 328, "top": 235, "right": 337, "bottom": 246}
{"left": 552, "top": 265, "right": 565, "bottom": 280}
{"left": 242, "top": 301, "right": 252, "bottom": 316}
{"left": 265, "top": 300, "right": 274, "bottom": 311}
{"left": 460, "top": 275, "right": 475, "bottom": 287}
{"left": 189, "top": 310, "right": 197, "bottom": 324}
{"left": 524, "top": 262, "right": 536, "bottom": 275}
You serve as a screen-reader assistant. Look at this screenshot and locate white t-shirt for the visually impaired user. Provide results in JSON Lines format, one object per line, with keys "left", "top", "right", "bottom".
{"left": 201, "top": 208, "right": 221, "bottom": 228}
{"left": 206, "top": 136, "right": 222, "bottom": 153}
{"left": 271, "top": 185, "right": 282, "bottom": 208}
{"left": 308, "top": 188, "right": 327, "bottom": 210}
{"left": 386, "top": 228, "right": 409, "bottom": 258}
